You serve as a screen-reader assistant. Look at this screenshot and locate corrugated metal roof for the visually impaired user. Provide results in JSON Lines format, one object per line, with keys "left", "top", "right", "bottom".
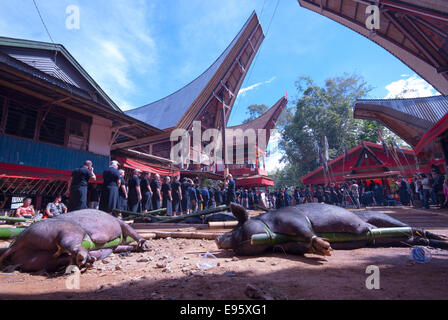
{"left": 126, "top": 12, "right": 258, "bottom": 130}
{"left": 355, "top": 95, "right": 448, "bottom": 125}
{"left": 0, "top": 36, "right": 121, "bottom": 112}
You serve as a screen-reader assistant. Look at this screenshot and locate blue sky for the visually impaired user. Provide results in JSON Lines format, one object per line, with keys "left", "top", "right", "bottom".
{"left": 0, "top": 0, "right": 438, "bottom": 130}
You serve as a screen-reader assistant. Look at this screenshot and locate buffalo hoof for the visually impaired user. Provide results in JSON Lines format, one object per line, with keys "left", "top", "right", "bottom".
{"left": 311, "top": 237, "right": 332, "bottom": 256}
{"left": 137, "top": 239, "right": 151, "bottom": 252}
{"left": 75, "top": 251, "right": 89, "bottom": 266}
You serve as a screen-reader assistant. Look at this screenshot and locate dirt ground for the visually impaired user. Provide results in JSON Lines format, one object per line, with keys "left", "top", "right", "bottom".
{"left": 1, "top": 206, "right": 448, "bottom": 300}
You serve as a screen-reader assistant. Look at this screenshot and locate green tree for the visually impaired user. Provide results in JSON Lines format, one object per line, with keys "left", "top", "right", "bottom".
{"left": 243, "top": 104, "right": 269, "bottom": 124}
{"left": 277, "top": 74, "right": 378, "bottom": 183}
{"left": 243, "top": 103, "right": 292, "bottom": 128}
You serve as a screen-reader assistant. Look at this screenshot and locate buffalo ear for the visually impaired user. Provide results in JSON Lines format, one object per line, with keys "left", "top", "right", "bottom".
{"left": 230, "top": 203, "right": 248, "bottom": 223}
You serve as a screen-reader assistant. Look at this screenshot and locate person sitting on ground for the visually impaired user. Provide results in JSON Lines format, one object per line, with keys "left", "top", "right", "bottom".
{"left": 16, "top": 198, "right": 35, "bottom": 218}
{"left": 45, "top": 195, "right": 68, "bottom": 218}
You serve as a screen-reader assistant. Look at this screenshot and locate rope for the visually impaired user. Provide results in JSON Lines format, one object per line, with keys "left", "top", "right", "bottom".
{"left": 32, "top": 0, "right": 55, "bottom": 43}
{"left": 228, "top": 0, "right": 281, "bottom": 125}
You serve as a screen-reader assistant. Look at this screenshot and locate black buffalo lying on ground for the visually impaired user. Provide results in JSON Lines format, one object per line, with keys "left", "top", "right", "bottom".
{"left": 0, "top": 209, "right": 149, "bottom": 273}
{"left": 216, "top": 203, "right": 448, "bottom": 256}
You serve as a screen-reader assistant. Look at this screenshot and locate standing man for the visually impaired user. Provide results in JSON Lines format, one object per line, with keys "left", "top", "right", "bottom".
{"left": 141, "top": 172, "right": 153, "bottom": 213}
{"left": 242, "top": 189, "right": 249, "bottom": 209}
{"left": 350, "top": 180, "right": 361, "bottom": 209}
{"left": 284, "top": 188, "right": 291, "bottom": 207}
{"left": 171, "top": 175, "right": 182, "bottom": 216}
{"left": 189, "top": 182, "right": 198, "bottom": 212}
{"left": 200, "top": 185, "right": 210, "bottom": 210}
{"left": 431, "top": 168, "right": 444, "bottom": 207}
{"left": 195, "top": 184, "right": 203, "bottom": 211}
{"left": 181, "top": 178, "right": 192, "bottom": 214}
{"left": 117, "top": 169, "right": 128, "bottom": 213}
{"left": 226, "top": 174, "right": 236, "bottom": 205}
{"left": 67, "top": 160, "right": 96, "bottom": 211}
{"left": 99, "top": 161, "right": 121, "bottom": 214}
{"left": 128, "top": 169, "right": 142, "bottom": 213}
{"left": 151, "top": 174, "right": 162, "bottom": 210}
{"left": 208, "top": 187, "right": 216, "bottom": 209}
{"left": 161, "top": 176, "right": 173, "bottom": 216}
{"left": 420, "top": 173, "right": 431, "bottom": 209}
{"left": 397, "top": 176, "right": 411, "bottom": 206}
{"left": 215, "top": 185, "right": 223, "bottom": 206}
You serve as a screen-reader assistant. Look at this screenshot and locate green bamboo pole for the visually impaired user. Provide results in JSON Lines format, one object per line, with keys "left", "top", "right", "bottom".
{"left": 81, "top": 236, "right": 135, "bottom": 250}
{"left": 159, "top": 205, "right": 229, "bottom": 224}
{"left": 0, "top": 228, "right": 26, "bottom": 239}
{"left": 0, "top": 216, "right": 39, "bottom": 223}
{"left": 0, "top": 227, "right": 136, "bottom": 249}
{"left": 250, "top": 227, "right": 415, "bottom": 246}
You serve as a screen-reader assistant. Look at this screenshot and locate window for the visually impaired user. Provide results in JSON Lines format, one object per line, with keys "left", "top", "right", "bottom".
{"left": 39, "top": 111, "right": 66, "bottom": 146}
{"left": 5, "top": 99, "right": 37, "bottom": 139}
{"left": 67, "top": 119, "right": 88, "bottom": 151}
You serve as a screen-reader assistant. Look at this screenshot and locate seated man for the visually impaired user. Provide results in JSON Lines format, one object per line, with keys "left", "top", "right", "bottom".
{"left": 45, "top": 195, "right": 68, "bottom": 218}
{"left": 15, "top": 198, "right": 35, "bottom": 218}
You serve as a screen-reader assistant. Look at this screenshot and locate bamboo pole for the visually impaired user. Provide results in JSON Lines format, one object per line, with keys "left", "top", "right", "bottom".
{"left": 208, "top": 221, "right": 238, "bottom": 229}
{"left": 151, "top": 231, "right": 222, "bottom": 240}
{"left": 0, "top": 216, "right": 39, "bottom": 223}
{"left": 0, "top": 228, "right": 26, "bottom": 239}
{"left": 113, "top": 208, "right": 167, "bottom": 216}
{"left": 250, "top": 227, "right": 415, "bottom": 246}
{"left": 159, "top": 205, "right": 229, "bottom": 224}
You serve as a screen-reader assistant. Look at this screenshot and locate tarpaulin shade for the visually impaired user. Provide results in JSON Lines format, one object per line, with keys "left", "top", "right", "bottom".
{"left": 0, "top": 163, "right": 104, "bottom": 183}
{"left": 0, "top": 163, "right": 72, "bottom": 181}
{"left": 235, "top": 175, "right": 274, "bottom": 188}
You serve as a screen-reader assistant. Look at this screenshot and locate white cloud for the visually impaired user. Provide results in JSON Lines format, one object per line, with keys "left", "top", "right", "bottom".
{"left": 265, "top": 130, "right": 285, "bottom": 173}
{"left": 385, "top": 74, "right": 440, "bottom": 99}
{"left": 238, "top": 76, "right": 277, "bottom": 98}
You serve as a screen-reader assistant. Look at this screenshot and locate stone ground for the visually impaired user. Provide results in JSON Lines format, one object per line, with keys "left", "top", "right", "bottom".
{"left": 1, "top": 206, "right": 448, "bottom": 300}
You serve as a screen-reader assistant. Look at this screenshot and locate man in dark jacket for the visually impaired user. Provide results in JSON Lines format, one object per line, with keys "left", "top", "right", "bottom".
{"left": 398, "top": 176, "right": 411, "bottom": 206}
{"left": 200, "top": 186, "right": 209, "bottom": 210}
{"left": 226, "top": 174, "right": 236, "bottom": 205}
{"left": 128, "top": 169, "right": 142, "bottom": 213}
{"left": 99, "top": 160, "right": 121, "bottom": 214}
{"left": 151, "top": 173, "right": 161, "bottom": 210}
{"left": 67, "top": 160, "right": 96, "bottom": 211}
{"left": 431, "top": 168, "right": 444, "bottom": 206}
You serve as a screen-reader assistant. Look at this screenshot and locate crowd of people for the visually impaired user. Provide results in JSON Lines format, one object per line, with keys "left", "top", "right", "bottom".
{"left": 278, "top": 167, "right": 447, "bottom": 210}
{"left": 63, "top": 160, "right": 267, "bottom": 218}
{"left": 9, "top": 160, "right": 448, "bottom": 220}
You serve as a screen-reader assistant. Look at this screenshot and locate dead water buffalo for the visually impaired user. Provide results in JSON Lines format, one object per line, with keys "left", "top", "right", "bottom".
{"left": 216, "top": 203, "right": 448, "bottom": 256}
{"left": 0, "top": 209, "right": 148, "bottom": 273}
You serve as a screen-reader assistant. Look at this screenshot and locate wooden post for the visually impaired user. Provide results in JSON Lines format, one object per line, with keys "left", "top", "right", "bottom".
{"left": 0, "top": 98, "right": 7, "bottom": 133}
{"left": 220, "top": 101, "right": 227, "bottom": 173}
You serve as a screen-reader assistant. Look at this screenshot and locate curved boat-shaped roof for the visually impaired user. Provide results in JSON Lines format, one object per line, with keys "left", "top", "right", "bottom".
{"left": 354, "top": 95, "right": 448, "bottom": 147}
{"left": 297, "top": 0, "right": 448, "bottom": 95}
{"left": 228, "top": 96, "right": 287, "bottom": 144}
{"left": 126, "top": 12, "right": 264, "bottom": 130}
